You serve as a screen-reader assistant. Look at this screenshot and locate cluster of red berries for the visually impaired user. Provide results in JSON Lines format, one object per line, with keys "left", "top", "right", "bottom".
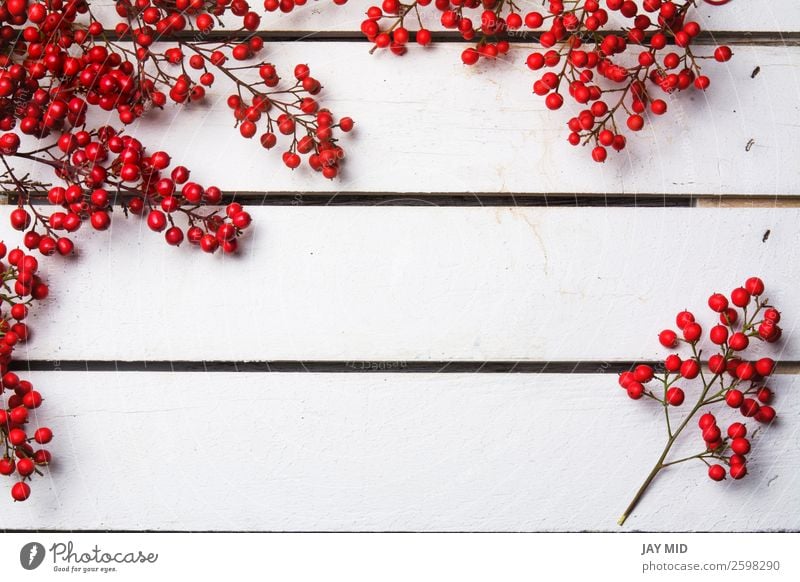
{"left": 616, "top": 277, "right": 783, "bottom": 524}
{"left": 0, "top": 242, "right": 52, "bottom": 501}
{"left": 620, "top": 277, "right": 780, "bottom": 479}
{"left": 112, "top": 1, "right": 353, "bottom": 178}
{"left": 264, "top": 0, "right": 348, "bottom": 14}
{"left": 6, "top": 128, "right": 253, "bottom": 254}
{"left": 700, "top": 415, "right": 751, "bottom": 481}
{"left": 360, "top": 0, "right": 732, "bottom": 162}
{"left": 1, "top": 0, "right": 359, "bottom": 260}
{"left": 0, "top": 0, "right": 358, "bottom": 503}
{"left": 225, "top": 63, "right": 354, "bottom": 177}
{"left": 527, "top": 0, "right": 734, "bottom": 162}
{"left": 361, "top": 0, "right": 514, "bottom": 57}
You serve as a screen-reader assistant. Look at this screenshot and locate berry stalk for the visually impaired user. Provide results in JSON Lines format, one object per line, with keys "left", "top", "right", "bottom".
{"left": 616, "top": 279, "right": 782, "bottom": 525}
{"left": 617, "top": 386, "right": 715, "bottom": 526}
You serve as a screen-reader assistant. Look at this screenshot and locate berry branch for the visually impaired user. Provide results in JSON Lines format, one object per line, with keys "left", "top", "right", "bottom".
{"left": 361, "top": 0, "right": 735, "bottom": 162}
{"left": 1, "top": 0, "right": 355, "bottom": 501}
{"left": 1, "top": 0, "right": 356, "bottom": 260}
{"left": 616, "top": 277, "right": 782, "bottom": 525}
{"left": 1, "top": 243, "right": 51, "bottom": 502}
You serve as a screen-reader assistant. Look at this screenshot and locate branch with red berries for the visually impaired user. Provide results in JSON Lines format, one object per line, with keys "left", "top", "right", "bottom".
{"left": 0, "top": 242, "right": 51, "bottom": 501}
{"left": 1, "top": 0, "right": 355, "bottom": 259}
{"left": 616, "top": 277, "right": 782, "bottom": 526}
{"left": 361, "top": 0, "right": 734, "bottom": 162}
{"left": 0, "top": 0, "right": 357, "bottom": 501}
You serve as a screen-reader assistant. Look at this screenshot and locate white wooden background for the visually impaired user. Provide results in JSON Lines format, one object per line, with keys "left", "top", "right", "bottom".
{"left": 3, "top": 2, "right": 800, "bottom": 531}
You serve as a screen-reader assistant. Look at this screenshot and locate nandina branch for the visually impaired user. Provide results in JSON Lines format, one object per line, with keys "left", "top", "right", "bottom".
{"left": 360, "top": 0, "right": 734, "bottom": 162}
{"left": 616, "top": 281, "right": 781, "bottom": 525}
{"left": 1, "top": 0, "right": 364, "bottom": 501}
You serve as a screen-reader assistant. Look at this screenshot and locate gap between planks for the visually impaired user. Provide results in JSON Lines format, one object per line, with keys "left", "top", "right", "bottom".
{"left": 3, "top": 193, "right": 695, "bottom": 207}
{"left": 696, "top": 196, "right": 800, "bottom": 208}
{"left": 7, "top": 195, "right": 800, "bottom": 207}
{"left": 11, "top": 360, "right": 800, "bottom": 374}
{"left": 101, "top": 30, "right": 800, "bottom": 45}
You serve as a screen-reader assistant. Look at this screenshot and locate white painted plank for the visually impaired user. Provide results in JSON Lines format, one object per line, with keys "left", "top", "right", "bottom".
{"left": 3, "top": 371, "right": 798, "bottom": 531}
{"left": 7, "top": 206, "right": 799, "bottom": 362}
{"left": 87, "top": 0, "right": 800, "bottom": 32}
{"left": 8, "top": 44, "right": 799, "bottom": 195}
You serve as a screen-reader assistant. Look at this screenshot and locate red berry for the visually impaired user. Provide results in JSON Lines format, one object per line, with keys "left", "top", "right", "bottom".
{"left": 756, "top": 386, "right": 773, "bottom": 404}
{"left": 650, "top": 99, "right": 667, "bottom": 115}
{"left": 618, "top": 371, "right": 635, "bottom": 388}
{"left": 714, "top": 46, "right": 733, "bottom": 62}
{"left": 2, "top": 371, "right": 20, "bottom": 388}
{"left": 294, "top": 64, "right": 310, "bottom": 80}
{"left": 698, "top": 413, "right": 716, "bottom": 429}
{"left": 728, "top": 332, "right": 749, "bottom": 351}
{"left": 666, "top": 387, "right": 684, "bottom": 406}
{"left": 755, "top": 406, "right": 776, "bottom": 423}
{"left": 626, "top": 114, "right": 644, "bottom": 131}
{"left": 740, "top": 398, "right": 760, "bottom": 417}
{"left": 239, "top": 121, "right": 256, "bottom": 138}
{"left": 200, "top": 234, "right": 219, "bottom": 253}
{"left": 729, "top": 454, "right": 746, "bottom": 467}
{"left": 11, "top": 482, "right": 30, "bottom": 501}
{"left": 729, "top": 463, "right": 747, "bottom": 479}
{"left": 727, "top": 422, "right": 747, "bottom": 439}
{"left": 416, "top": 29, "right": 432, "bottom": 46}
{"left": 283, "top": 152, "right": 301, "bottom": 169}
{"left": 10, "top": 208, "right": 31, "bottom": 231}
{"left": 744, "top": 277, "right": 765, "bottom": 295}
{"left": 545, "top": 93, "right": 564, "bottom": 110}
{"left": 33, "top": 450, "right": 51, "bottom": 465}
{"left": 708, "top": 293, "right": 728, "bottom": 312}
{"left": 165, "top": 227, "right": 184, "bottom": 246}
{"left": 633, "top": 364, "right": 654, "bottom": 383}
{"left": 679, "top": 359, "right": 699, "bottom": 379}
{"left": 10, "top": 406, "right": 27, "bottom": 424}
{"left": 525, "top": 11, "right": 544, "bottom": 28}
{"left": 461, "top": 48, "right": 479, "bottom": 65}
{"left": 720, "top": 308, "right": 738, "bottom": 325}
{"left": 8, "top": 428, "right": 27, "bottom": 446}
{"left": 694, "top": 76, "right": 710, "bottom": 90}
{"left": 90, "top": 211, "right": 111, "bottom": 231}
{"left": 763, "top": 308, "right": 780, "bottom": 323}
{"left": 730, "top": 437, "right": 750, "bottom": 455}
{"left": 709, "top": 325, "right": 728, "bottom": 345}
{"left": 664, "top": 354, "right": 681, "bottom": 372}
{"left": 736, "top": 362, "right": 756, "bottom": 381}
{"left": 730, "top": 287, "right": 750, "bottom": 307}
{"left": 702, "top": 425, "right": 721, "bottom": 443}
{"left": 34, "top": 427, "right": 53, "bottom": 444}
{"left": 627, "top": 382, "right": 644, "bottom": 399}
{"left": 232, "top": 212, "right": 252, "bottom": 229}
{"left": 216, "top": 223, "right": 236, "bottom": 242}
{"left": 22, "top": 391, "right": 42, "bottom": 408}
{"left": 725, "top": 389, "right": 744, "bottom": 408}
{"left": 675, "top": 311, "right": 695, "bottom": 329}
{"left": 147, "top": 210, "right": 167, "bottom": 232}
{"left": 758, "top": 322, "right": 781, "bottom": 342}
{"left": 16, "top": 458, "right": 34, "bottom": 477}
{"left": 708, "top": 464, "right": 725, "bottom": 481}
{"left": 0, "top": 458, "right": 15, "bottom": 475}
{"left": 659, "top": 329, "right": 677, "bottom": 348}
{"left": 591, "top": 146, "right": 607, "bottom": 163}
{"left": 682, "top": 322, "right": 702, "bottom": 342}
